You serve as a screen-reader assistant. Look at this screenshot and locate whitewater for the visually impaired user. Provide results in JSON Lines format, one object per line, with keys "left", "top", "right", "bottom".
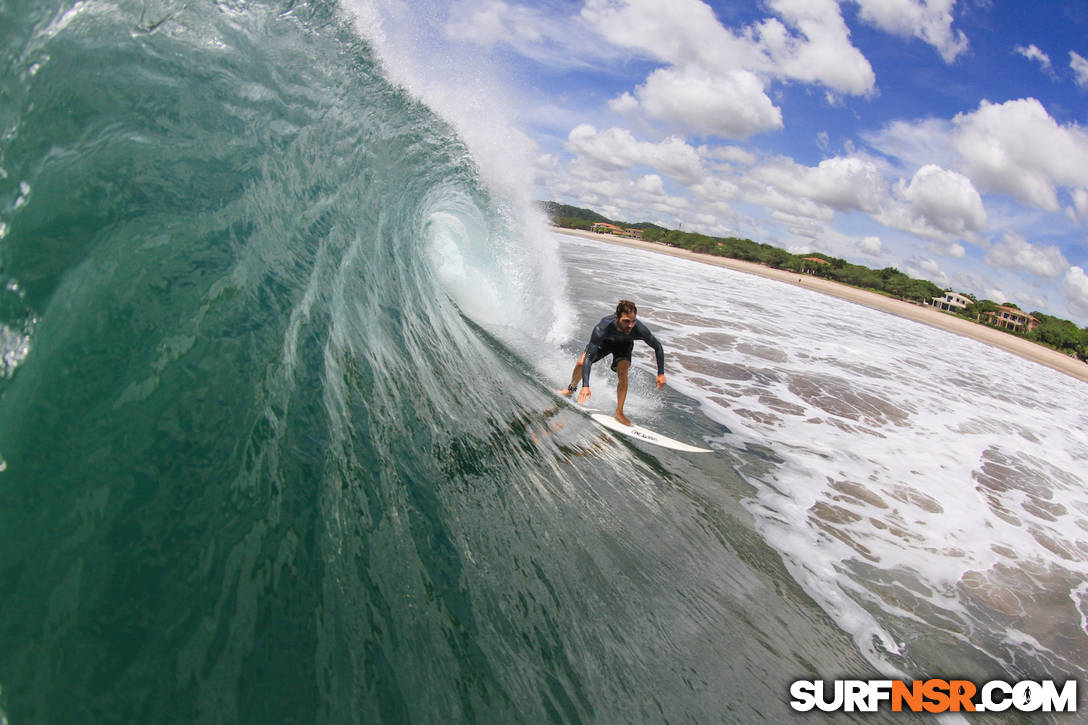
{"left": 0, "top": 1, "right": 1085, "bottom": 723}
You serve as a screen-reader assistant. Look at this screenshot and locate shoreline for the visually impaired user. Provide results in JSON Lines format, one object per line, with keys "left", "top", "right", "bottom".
{"left": 554, "top": 228, "right": 1088, "bottom": 385}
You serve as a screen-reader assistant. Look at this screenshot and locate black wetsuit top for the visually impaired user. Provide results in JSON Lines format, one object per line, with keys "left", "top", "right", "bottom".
{"left": 581, "top": 315, "right": 665, "bottom": 388}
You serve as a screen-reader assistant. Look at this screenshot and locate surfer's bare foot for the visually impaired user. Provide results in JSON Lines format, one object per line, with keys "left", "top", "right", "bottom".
{"left": 556, "top": 388, "right": 572, "bottom": 396}
{"left": 615, "top": 411, "right": 631, "bottom": 426}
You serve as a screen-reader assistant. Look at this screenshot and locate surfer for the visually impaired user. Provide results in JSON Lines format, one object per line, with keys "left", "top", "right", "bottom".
{"left": 557, "top": 299, "right": 666, "bottom": 426}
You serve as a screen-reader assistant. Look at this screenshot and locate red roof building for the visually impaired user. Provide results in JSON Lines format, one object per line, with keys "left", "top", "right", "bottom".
{"left": 984, "top": 306, "right": 1039, "bottom": 332}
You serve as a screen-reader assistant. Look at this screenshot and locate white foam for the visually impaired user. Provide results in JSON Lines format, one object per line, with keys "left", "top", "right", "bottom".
{"left": 0, "top": 323, "right": 32, "bottom": 378}
{"left": 558, "top": 233, "right": 1088, "bottom": 676}
{"left": 0, "top": 279, "right": 34, "bottom": 380}
{"left": 13, "top": 181, "right": 30, "bottom": 210}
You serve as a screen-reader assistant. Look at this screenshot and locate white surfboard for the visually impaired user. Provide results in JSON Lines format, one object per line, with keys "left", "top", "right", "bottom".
{"left": 589, "top": 413, "right": 712, "bottom": 453}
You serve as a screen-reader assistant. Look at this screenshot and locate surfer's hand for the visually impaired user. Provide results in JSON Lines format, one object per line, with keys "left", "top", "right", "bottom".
{"left": 577, "top": 386, "right": 591, "bottom": 404}
{"left": 656, "top": 374, "right": 666, "bottom": 390}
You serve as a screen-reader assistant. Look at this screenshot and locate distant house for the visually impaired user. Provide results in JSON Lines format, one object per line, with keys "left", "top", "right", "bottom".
{"left": 621, "top": 228, "right": 643, "bottom": 239}
{"left": 591, "top": 222, "right": 624, "bottom": 235}
{"left": 929, "top": 291, "right": 972, "bottom": 313}
{"left": 800, "top": 257, "right": 831, "bottom": 274}
{"left": 984, "top": 305, "right": 1040, "bottom": 333}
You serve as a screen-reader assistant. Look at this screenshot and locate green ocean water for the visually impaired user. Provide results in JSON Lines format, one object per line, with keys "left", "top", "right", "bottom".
{"left": 4, "top": 2, "right": 1070, "bottom": 724}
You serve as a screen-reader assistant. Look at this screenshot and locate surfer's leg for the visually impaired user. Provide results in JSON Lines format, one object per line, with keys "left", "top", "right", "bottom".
{"left": 557, "top": 352, "right": 587, "bottom": 395}
{"left": 614, "top": 358, "right": 631, "bottom": 426}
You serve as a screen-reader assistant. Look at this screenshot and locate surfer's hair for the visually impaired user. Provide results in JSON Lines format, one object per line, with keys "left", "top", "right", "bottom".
{"left": 615, "top": 299, "right": 637, "bottom": 317}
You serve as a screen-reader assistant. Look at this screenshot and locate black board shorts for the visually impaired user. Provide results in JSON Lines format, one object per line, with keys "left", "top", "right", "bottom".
{"left": 586, "top": 339, "right": 634, "bottom": 372}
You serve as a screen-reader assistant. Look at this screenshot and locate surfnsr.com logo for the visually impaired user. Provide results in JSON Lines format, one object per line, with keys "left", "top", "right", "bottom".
{"left": 790, "top": 679, "right": 1077, "bottom": 713}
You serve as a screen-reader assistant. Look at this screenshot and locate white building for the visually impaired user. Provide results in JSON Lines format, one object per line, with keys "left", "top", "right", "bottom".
{"left": 929, "top": 291, "right": 972, "bottom": 313}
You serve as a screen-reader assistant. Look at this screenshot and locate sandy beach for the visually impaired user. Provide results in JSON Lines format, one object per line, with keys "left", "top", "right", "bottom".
{"left": 555, "top": 228, "right": 1088, "bottom": 385}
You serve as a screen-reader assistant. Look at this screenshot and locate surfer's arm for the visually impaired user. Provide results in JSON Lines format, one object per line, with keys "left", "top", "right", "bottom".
{"left": 580, "top": 344, "right": 597, "bottom": 389}
{"left": 648, "top": 336, "right": 665, "bottom": 376}
{"left": 579, "top": 347, "right": 595, "bottom": 402}
{"left": 636, "top": 323, "right": 666, "bottom": 390}
{"left": 636, "top": 323, "right": 665, "bottom": 376}
{"left": 580, "top": 322, "right": 607, "bottom": 389}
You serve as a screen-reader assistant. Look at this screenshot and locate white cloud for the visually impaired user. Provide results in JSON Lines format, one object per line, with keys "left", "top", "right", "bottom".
{"left": 446, "top": 1, "right": 548, "bottom": 46}
{"left": 984, "top": 232, "right": 1069, "bottom": 279}
{"left": 532, "top": 152, "right": 560, "bottom": 187}
{"left": 863, "top": 117, "right": 956, "bottom": 171}
{"left": 608, "top": 92, "right": 639, "bottom": 114}
{"left": 566, "top": 124, "right": 706, "bottom": 185}
{"left": 859, "top": 235, "right": 884, "bottom": 255}
{"left": 691, "top": 177, "right": 741, "bottom": 202}
{"left": 810, "top": 156, "right": 889, "bottom": 211}
{"left": 871, "top": 165, "right": 988, "bottom": 243}
{"left": 1063, "top": 266, "right": 1088, "bottom": 316}
{"left": 772, "top": 210, "right": 832, "bottom": 238}
{"left": 580, "top": 0, "right": 749, "bottom": 69}
{"left": 926, "top": 241, "right": 966, "bottom": 258}
{"left": 443, "top": 0, "right": 622, "bottom": 71}
{"left": 851, "top": 0, "right": 968, "bottom": 62}
{"left": 953, "top": 98, "right": 1088, "bottom": 211}
{"left": 699, "top": 145, "right": 758, "bottom": 166}
{"left": 896, "top": 164, "right": 987, "bottom": 235}
{"left": 754, "top": 155, "right": 888, "bottom": 213}
{"left": 918, "top": 258, "right": 950, "bottom": 285}
{"left": 1015, "top": 44, "right": 1052, "bottom": 72}
{"left": 447, "top": 1, "right": 518, "bottom": 45}
{"left": 758, "top": 0, "right": 875, "bottom": 95}
{"left": 1071, "top": 51, "right": 1088, "bottom": 88}
{"left": 1013, "top": 291, "right": 1048, "bottom": 311}
{"left": 867, "top": 100, "right": 1088, "bottom": 230}
{"left": 732, "top": 154, "right": 992, "bottom": 248}
{"left": 580, "top": 0, "right": 877, "bottom": 138}
{"left": 1073, "top": 188, "right": 1088, "bottom": 222}
{"left": 634, "top": 66, "right": 783, "bottom": 139}
{"left": 552, "top": 165, "right": 691, "bottom": 220}
{"left": 582, "top": 0, "right": 877, "bottom": 95}
{"left": 747, "top": 185, "right": 836, "bottom": 222}
{"left": 634, "top": 173, "right": 665, "bottom": 195}
{"left": 793, "top": 228, "right": 890, "bottom": 260}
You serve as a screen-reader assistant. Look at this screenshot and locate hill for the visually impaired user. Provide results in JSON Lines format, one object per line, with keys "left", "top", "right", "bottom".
{"left": 536, "top": 201, "right": 664, "bottom": 233}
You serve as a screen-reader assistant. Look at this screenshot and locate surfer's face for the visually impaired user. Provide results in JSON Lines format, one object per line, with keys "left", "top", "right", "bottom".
{"left": 616, "top": 312, "right": 636, "bottom": 334}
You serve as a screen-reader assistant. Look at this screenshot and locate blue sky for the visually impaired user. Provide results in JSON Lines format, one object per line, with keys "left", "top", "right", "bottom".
{"left": 361, "top": 0, "right": 1088, "bottom": 325}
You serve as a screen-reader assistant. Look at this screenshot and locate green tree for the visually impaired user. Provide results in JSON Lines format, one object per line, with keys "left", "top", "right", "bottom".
{"left": 759, "top": 247, "right": 793, "bottom": 268}
{"left": 780, "top": 255, "right": 805, "bottom": 272}
{"left": 556, "top": 216, "right": 593, "bottom": 231}
{"left": 905, "top": 279, "right": 943, "bottom": 302}
{"left": 833, "top": 264, "right": 881, "bottom": 289}
{"left": 692, "top": 235, "right": 718, "bottom": 254}
{"left": 967, "top": 299, "right": 999, "bottom": 323}
{"left": 664, "top": 229, "right": 686, "bottom": 247}
{"left": 1030, "top": 314, "right": 1082, "bottom": 352}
